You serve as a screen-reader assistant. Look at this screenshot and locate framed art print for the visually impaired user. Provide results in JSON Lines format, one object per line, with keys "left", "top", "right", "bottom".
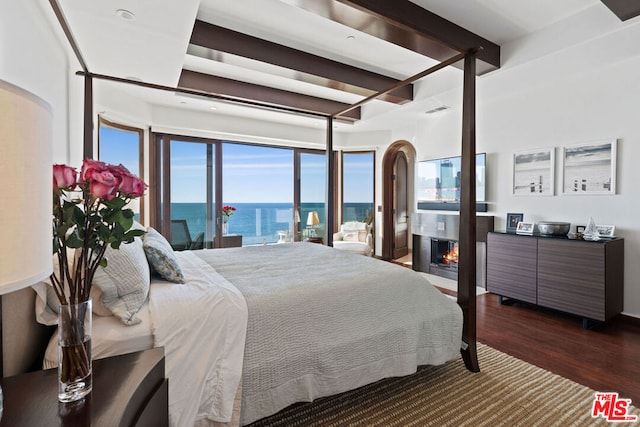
{"left": 506, "top": 213, "right": 524, "bottom": 234}
{"left": 513, "top": 148, "right": 555, "bottom": 196}
{"left": 595, "top": 225, "right": 616, "bottom": 238}
{"left": 516, "top": 222, "right": 534, "bottom": 235}
{"left": 562, "top": 139, "right": 616, "bottom": 195}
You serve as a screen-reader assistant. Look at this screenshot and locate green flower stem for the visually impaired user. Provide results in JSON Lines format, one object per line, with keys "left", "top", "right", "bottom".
{"left": 59, "top": 304, "right": 90, "bottom": 383}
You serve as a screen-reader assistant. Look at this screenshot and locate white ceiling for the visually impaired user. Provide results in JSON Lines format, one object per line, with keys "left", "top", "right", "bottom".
{"left": 55, "top": 0, "right": 603, "bottom": 132}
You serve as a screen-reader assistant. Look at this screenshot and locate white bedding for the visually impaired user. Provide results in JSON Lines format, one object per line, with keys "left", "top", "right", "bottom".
{"left": 44, "top": 252, "right": 248, "bottom": 427}
{"left": 149, "top": 252, "right": 247, "bottom": 426}
{"left": 194, "top": 243, "right": 463, "bottom": 425}
{"left": 43, "top": 302, "right": 153, "bottom": 369}
{"left": 43, "top": 243, "right": 462, "bottom": 427}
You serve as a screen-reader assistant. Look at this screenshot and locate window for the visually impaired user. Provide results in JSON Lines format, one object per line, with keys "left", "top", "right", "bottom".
{"left": 342, "top": 151, "right": 375, "bottom": 224}
{"left": 98, "top": 117, "right": 144, "bottom": 222}
{"left": 222, "top": 143, "right": 294, "bottom": 245}
{"left": 169, "top": 140, "right": 212, "bottom": 250}
{"left": 154, "top": 135, "right": 323, "bottom": 248}
{"left": 299, "top": 152, "right": 327, "bottom": 239}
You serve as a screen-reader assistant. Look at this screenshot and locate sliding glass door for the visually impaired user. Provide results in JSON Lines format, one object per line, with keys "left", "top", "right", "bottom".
{"left": 154, "top": 134, "right": 327, "bottom": 248}
{"left": 169, "top": 140, "right": 214, "bottom": 250}
{"left": 222, "top": 143, "right": 294, "bottom": 245}
{"left": 299, "top": 152, "right": 327, "bottom": 240}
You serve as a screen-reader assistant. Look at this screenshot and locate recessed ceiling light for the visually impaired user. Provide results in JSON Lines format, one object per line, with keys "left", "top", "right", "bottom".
{"left": 346, "top": 35, "right": 356, "bottom": 41}
{"left": 210, "top": 106, "right": 217, "bottom": 111}
{"left": 116, "top": 9, "right": 136, "bottom": 21}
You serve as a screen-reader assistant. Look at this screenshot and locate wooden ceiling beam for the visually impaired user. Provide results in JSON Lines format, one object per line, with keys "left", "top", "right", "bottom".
{"left": 293, "top": 0, "right": 500, "bottom": 74}
{"left": 601, "top": 0, "right": 640, "bottom": 21}
{"left": 178, "top": 69, "right": 361, "bottom": 121}
{"left": 189, "top": 20, "right": 413, "bottom": 104}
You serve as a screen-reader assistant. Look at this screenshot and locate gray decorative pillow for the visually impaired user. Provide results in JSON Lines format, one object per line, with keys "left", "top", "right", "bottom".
{"left": 92, "top": 237, "right": 150, "bottom": 325}
{"left": 143, "top": 227, "right": 185, "bottom": 284}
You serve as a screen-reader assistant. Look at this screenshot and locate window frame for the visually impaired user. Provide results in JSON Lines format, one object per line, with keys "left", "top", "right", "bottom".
{"left": 97, "top": 116, "right": 145, "bottom": 224}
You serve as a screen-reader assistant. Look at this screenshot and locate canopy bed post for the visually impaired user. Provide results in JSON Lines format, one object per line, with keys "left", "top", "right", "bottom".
{"left": 83, "top": 74, "right": 93, "bottom": 158}
{"left": 458, "top": 49, "right": 480, "bottom": 372}
{"left": 326, "top": 116, "right": 335, "bottom": 246}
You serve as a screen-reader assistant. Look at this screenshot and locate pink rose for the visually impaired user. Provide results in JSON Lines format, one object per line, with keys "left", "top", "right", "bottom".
{"left": 80, "top": 158, "right": 108, "bottom": 182}
{"left": 88, "top": 170, "right": 120, "bottom": 200}
{"left": 110, "top": 164, "right": 148, "bottom": 197}
{"left": 128, "top": 177, "right": 148, "bottom": 198}
{"left": 52, "top": 164, "right": 77, "bottom": 189}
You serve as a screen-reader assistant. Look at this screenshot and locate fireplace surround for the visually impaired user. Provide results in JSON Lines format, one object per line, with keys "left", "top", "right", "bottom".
{"left": 412, "top": 213, "right": 494, "bottom": 287}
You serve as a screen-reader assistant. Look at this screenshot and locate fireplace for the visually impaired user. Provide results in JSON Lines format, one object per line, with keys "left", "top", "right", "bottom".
{"left": 412, "top": 213, "right": 494, "bottom": 287}
{"left": 429, "top": 238, "right": 459, "bottom": 280}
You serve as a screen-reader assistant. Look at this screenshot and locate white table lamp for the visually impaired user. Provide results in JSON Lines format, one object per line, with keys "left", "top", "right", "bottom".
{"left": 0, "top": 80, "right": 53, "bottom": 416}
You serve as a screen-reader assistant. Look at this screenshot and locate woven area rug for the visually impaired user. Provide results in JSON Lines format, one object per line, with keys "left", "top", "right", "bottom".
{"left": 247, "top": 343, "right": 640, "bottom": 426}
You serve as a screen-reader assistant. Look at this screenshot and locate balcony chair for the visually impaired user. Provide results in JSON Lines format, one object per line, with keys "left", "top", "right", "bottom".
{"left": 170, "top": 219, "right": 204, "bottom": 251}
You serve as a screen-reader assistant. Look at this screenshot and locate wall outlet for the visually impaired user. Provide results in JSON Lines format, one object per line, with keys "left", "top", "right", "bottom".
{"left": 437, "top": 221, "right": 446, "bottom": 231}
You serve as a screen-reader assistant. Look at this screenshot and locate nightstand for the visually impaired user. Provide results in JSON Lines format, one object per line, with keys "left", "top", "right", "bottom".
{"left": 0, "top": 347, "right": 168, "bottom": 426}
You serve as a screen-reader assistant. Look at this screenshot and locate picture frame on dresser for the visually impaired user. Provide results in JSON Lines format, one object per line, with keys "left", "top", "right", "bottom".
{"left": 506, "top": 213, "right": 524, "bottom": 234}
{"left": 562, "top": 139, "right": 617, "bottom": 195}
{"left": 596, "top": 225, "right": 616, "bottom": 238}
{"left": 513, "top": 148, "right": 555, "bottom": 196}
{"left": 516, "top": 222, "right": 534, "bottom": 235}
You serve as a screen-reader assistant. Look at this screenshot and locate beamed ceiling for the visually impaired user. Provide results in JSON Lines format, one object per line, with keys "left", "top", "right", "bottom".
{"left": 54, "top": 0, "right": 623, "bottom": 129}
{"left": 178, "top": 0, "right": 500, "bottom": 122}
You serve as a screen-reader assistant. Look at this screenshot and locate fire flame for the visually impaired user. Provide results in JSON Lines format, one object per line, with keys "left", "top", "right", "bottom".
{"left": 444, "top": 245, "right": 459, "bottom": 264}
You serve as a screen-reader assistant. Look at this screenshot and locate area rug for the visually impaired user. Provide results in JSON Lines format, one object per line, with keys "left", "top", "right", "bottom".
{"left": 247, "top": 343, "right": 639, "bottom": 426}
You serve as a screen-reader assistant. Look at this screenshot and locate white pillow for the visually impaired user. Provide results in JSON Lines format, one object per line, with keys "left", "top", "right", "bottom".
{"left": 92, "top": 237, "right": 150, "bottom": 325}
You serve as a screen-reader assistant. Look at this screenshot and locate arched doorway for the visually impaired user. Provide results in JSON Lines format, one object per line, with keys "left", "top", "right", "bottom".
{"left": 381, "top": 141, "right": 416, "bottom": 260}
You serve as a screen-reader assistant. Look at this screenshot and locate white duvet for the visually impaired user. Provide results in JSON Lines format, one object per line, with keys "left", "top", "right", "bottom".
{"left": 149, "top": 252, "right": 248, "bottom": 426}
{"left": 195, "top": 243, "right": 463, "bottom": 425}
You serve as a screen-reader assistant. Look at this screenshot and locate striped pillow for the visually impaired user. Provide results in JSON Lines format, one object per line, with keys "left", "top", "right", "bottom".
{"left": 92, "top": 237, "right": 150, "bottom": 325}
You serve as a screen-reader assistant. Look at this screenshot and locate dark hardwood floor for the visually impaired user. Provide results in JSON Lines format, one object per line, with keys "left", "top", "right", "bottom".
{"left": 472, "top": 291, "right": 640, "bottom": 406}
{"left": 391, "top": 256, "right": 640, "bottom": 405}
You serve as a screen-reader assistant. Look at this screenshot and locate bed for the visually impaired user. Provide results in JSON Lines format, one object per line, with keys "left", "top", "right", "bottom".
{"left": 26, "top": 240, "right": 462, "bottom": 426}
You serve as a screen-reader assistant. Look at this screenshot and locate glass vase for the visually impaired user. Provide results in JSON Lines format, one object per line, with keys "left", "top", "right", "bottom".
{"left": 222, "top": 220, "right": 229, "bottom": 235}
{"left": 58, "top": 299, "right": 92, "bottom": 403}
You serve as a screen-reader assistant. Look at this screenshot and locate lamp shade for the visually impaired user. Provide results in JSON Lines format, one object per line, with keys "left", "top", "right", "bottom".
{"left": 0, "top": 80, "right": 53, "bottom": 295}
{"left": 307, "top": 211, "right": 320, "bottom": 226}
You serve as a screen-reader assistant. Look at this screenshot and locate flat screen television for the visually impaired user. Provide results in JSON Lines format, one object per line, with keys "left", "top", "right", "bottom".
{"left": 417, "top": 153, "right": 487, "bottom": 211}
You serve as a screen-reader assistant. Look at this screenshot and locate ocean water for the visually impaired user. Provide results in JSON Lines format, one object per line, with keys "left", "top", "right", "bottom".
{"left": 171, "top": 202, "right": 372, "bottom": 246}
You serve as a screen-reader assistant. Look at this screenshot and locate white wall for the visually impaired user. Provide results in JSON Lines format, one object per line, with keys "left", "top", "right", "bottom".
{"left": 388, "top": 10, "right": 640, "bottom": 317}
{"left": 1, "top": 0, "right": 82, "bottom": 164}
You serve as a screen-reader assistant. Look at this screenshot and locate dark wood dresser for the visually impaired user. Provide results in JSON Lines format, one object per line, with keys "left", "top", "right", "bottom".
{"left": 0, "top": 347, "right": 168, "bottom": 426}
{"left": 486, "top": 232, "right": 624, "bottom": 328}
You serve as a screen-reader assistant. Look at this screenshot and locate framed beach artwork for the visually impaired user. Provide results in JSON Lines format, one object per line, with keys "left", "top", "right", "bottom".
{"left": 512, "top": 148, "right": 555, "bottom": 196}
{"left": 562, "top": 139, "right": 617, "bottom": 195}
{"left": 516, "top": 222, "right": 534, "bottom": 235}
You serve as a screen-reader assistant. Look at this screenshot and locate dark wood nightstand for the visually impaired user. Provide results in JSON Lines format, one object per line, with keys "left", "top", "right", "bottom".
{"left": 0, "top": 347, "right": 168, "bottom": 427}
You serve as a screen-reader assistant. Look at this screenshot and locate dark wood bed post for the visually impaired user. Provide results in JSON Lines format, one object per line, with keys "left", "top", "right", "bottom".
{"left": 83, "top": 74, "right": 93, "bottom": 159}
{"left": 326, "top": 116, "right": 335, "bottom": 246}
{"left": 458, "top": 49, "right": 480, "bottom": 373}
